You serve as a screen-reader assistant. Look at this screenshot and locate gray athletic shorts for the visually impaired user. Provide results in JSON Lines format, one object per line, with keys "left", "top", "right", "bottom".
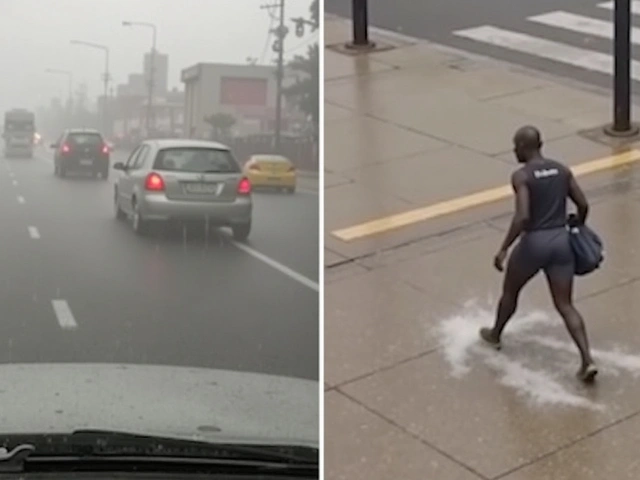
{"left": 509, "top": 227, "right": 574, "bottom": 280}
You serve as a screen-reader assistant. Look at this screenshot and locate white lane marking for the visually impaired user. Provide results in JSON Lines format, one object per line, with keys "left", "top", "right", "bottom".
{"left": 232, "top": 240, "right": 319, "bottom": 291}
{"left": 12, "top": 179, "right": 17, "bottom": 186}
{"left": 599, "top": 1, "right": 640, "bottom": 15}
{"left": 17, "top": 195, "right": 25, "bottom": 204}
{"left": 529, "top": 11, "right": 640, "bottom": 44}
{"left": 28, "top": 226, "right": 40, "bottom": 239}
{"left": 52, "top": 300, "right": 78, "bottom": 330}
{"left": 454, "top": 25, "right": 640, "bottom": 80}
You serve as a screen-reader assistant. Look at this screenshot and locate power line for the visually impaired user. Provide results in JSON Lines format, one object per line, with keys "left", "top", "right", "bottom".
{"left": 285, "top": 34, "right": 317, "bottom": 55}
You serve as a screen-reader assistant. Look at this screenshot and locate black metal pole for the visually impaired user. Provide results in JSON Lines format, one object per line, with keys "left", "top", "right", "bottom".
{"left": 352, "top": 0, "right": 369, "bottom": 46}
{"left": 613, "top": 0, "right": 631, "bottom": 132}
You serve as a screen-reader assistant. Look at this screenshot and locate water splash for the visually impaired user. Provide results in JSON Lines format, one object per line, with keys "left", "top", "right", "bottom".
{"left": 435, "top": 302, "right": 605, "bottom": 411}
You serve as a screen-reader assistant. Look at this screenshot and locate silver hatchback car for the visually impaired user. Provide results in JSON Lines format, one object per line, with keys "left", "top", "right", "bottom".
{"left": 113, "top": 139, "right": 252, "bottom": 240}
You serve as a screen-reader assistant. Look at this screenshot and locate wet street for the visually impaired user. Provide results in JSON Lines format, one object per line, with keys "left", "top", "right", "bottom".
{"left": 325, "top": 14, "right": 640, "bottom": 480}
{"left": 0, "top": 145, "right": 319, "bottom": 381}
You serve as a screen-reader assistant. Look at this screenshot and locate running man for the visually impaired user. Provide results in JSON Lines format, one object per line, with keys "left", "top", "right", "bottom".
{"left": 479, "top": 126, "right": 598, "bottom": 383}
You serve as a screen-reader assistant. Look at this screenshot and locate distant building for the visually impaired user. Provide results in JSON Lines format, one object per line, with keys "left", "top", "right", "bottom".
{"left": 180, "top": 62, "right": 306, "bottom": 139}
{"left": 117, "top": 74, "right": 146, "bottom": 97}
{"left": 144, "top": 50, "right": 169, "bottom": 96}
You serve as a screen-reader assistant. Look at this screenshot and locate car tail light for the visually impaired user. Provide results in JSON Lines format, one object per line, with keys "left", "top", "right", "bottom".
{"left": 61, "top": 143, "right": 71, "bottom": 153}
{"left": 248, "top": 163, "right": 261, "bottom": 171}
{"left": 101, "top": 144, "right": 109, "bottom": 154}
{"left": 237, "top": 177, "right": 251, "bottom": 195}
{"left": 145, "top": 172, "right": 165, "bottom": 191}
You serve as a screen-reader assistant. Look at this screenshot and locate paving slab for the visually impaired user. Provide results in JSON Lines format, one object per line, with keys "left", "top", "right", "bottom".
{"left": 324, "top": 114, "right": 448, "bottom": 174}
{"left": 340, "top": 146, "right": 515, "bottom": 205}
{"left": 324, "top": 261, "right": 369, "bottom": 286}
{"left": 324, "top": 49, "right": 394, "bottom": 82}
{"left": 493, "top": 134, "right": 614, "bottom": 167}
{"left": 487, "top": 84, "right": 611, "bottom": 125}
{"left": 325, "top": 248, "right": 347, "bottom": 267}
{"left": 325, "top": 390, "right": 483, "bottom": 480}
{"left": 325, "top": 267, "right": 454, "bottom": 386}
{"left": 324, "top": 102, "right": 355, "bottom": 123}
{"left": 340, "top": 340, "right": 640, "bottom": 479}
{"left": 499, "top": 411, "right": 640, "bottom": 479}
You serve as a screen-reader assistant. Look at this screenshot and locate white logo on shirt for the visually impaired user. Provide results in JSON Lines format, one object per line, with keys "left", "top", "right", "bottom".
{"left": 533, "top": 168, "right": 559, "bottom": 179}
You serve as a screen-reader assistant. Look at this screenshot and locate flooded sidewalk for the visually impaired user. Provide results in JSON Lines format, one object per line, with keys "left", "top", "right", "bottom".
{"left": 324, "top": 14, "right": 640, "bottom": 480}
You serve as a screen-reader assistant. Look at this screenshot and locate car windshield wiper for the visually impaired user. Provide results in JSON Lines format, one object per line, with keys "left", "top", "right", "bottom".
{"left": 71, "top": 429, "right": 318, "bottom": 464}
{"left": 0, "top": 430, "right": 318, "bottom": 471}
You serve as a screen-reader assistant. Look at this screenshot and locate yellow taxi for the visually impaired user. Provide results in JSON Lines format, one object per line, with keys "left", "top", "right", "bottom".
{"left": 243, "top": 154, "right": 296, "bottom": 193}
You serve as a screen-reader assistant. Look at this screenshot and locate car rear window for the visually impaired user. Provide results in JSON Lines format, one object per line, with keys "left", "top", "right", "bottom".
{"left": 254, "top": 155, "right": 288, "bottom": 163}
{"left": 153, "top": 147, "right": 240, "bottom": 173}
{"left": 68, "top": 133, "right": 103, "bottom": 145}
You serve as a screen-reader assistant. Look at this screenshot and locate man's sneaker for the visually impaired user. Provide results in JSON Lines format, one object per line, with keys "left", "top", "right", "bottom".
{"left": 577, "top": 363, "right": 598, "bottom": 383}
{"left": 479, "top": 327, "right": 502, "bottom": 350}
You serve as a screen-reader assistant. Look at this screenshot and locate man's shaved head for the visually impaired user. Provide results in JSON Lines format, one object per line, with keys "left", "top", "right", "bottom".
{"left": 513, "top": 125, "right": 542, "bottom": 163}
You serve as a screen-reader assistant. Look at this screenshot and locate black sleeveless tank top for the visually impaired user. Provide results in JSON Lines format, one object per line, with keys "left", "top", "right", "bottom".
{"left": 520, "top": 158, "right": 570, "bottom": 232}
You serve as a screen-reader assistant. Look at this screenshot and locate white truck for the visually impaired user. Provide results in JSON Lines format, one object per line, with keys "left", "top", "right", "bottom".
{"left": 3, "top": 109, "right": 36, "bottom": 158}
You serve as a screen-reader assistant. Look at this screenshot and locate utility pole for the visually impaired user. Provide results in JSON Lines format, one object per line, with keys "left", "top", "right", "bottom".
{"left": 261, "top": 0, "right": 288, "bottom": 151}
{"left": 606, "top": 0, "right": 639, "bottom": 136}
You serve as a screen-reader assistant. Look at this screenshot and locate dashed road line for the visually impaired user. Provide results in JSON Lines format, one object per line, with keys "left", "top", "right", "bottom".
{"left": 231, "top": 240, "right": 319, "bottom": 291}
{"left": 52, "top": 300, "right": 78, "bottom": 330}
{"left": 28, "top": 226, "right": 40, "bottom": 239}
{"left": 12, "top": 179, "right": 17, "bottom": 186}
{"left": 17, "top": 195, "right": 25, "bottom": 204}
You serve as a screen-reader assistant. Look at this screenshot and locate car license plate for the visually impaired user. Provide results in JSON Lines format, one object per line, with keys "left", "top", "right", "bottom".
{"left": 80, "top": 159, "right": 93, "bottom": 166}
{"left": 184, "top": 182, "right": 219, "bottom": 194}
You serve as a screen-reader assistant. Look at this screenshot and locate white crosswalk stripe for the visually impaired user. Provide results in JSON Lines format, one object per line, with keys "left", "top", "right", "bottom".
{"left": 455, "top": 26, "right": 640, "bottom": 80}
{"left": 453, "top": 3, "right": 640, "bottom": 85}
{"left": 529, "top": 11, "right": 640, "bottom": 44}
{"left": 598, "top": 1, "right": 640, "bottom": 15}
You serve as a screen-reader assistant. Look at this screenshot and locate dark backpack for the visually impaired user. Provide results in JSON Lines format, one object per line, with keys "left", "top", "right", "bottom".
{"left": 567, "top": 215, "right": 604, "bottom": 276}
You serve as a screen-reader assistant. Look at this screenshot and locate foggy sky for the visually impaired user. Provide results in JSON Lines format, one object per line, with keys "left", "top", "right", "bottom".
{"left": 0, "top": 0, "right": 316, "bottom": 114}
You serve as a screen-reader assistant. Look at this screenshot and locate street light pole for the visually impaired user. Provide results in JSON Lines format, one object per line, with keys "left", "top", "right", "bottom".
{"left": 123, "top": 21, "right": 158, "bottom": 137}
{"left": 606, "top": 0, "right": 639, "bottom": 136}
{"left": 346, "top": 0, "right": 375, "bottom": 50}
{"left": 70, "top": 40, "right": 110, "bottom": 134}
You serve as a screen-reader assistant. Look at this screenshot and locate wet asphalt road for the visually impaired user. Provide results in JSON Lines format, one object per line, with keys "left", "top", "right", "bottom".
{"left": 0, "top": 146, "right": 319, "bottom": 380}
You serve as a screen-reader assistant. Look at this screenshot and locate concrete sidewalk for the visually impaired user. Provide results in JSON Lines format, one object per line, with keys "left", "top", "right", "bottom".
{"left": 325, "top": 14, "right": 640, "bottom": 480}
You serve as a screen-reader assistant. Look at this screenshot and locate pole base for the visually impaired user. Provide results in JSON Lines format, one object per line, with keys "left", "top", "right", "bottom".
{"left": 603, "top": 123, "right": 640, "bottom": 138}
{"left": 344, "top": 41, "right": 377, "bottom": 51}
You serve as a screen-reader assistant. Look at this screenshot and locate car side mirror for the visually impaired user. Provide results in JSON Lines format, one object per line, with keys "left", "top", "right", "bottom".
{"left": 112, "top": 162, "right": 126, "bottom": 170}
